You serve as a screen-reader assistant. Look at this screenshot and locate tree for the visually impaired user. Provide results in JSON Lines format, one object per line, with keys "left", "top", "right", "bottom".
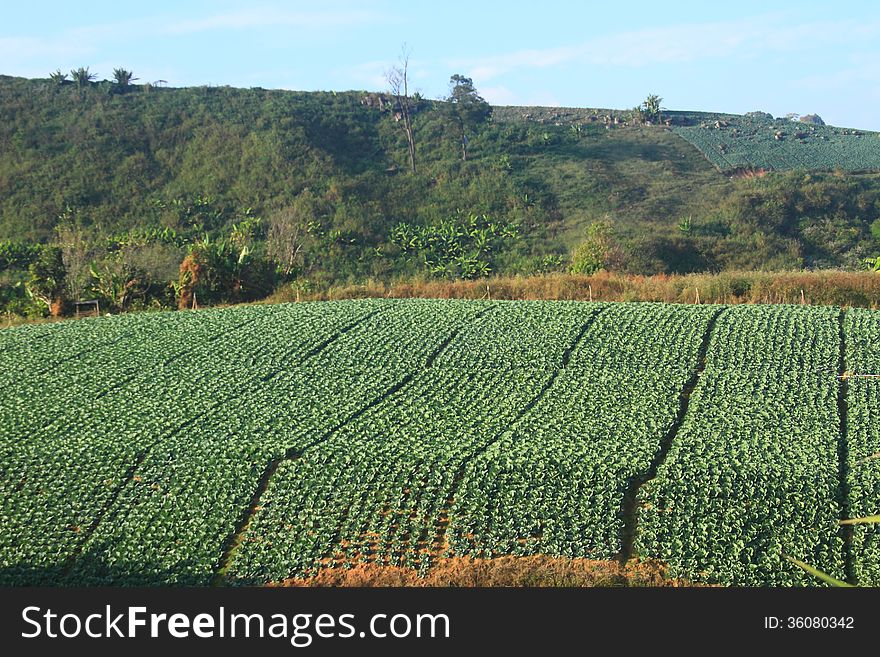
{"left": 112, "top": 68, "right": 138, "bottom": 89}
{"left": 641, "top": 94, "right": 663, "bottom": 123}
{"left": 444, "top": 74, "right": 491, "bottom": 161}
{"left": 26, "top": 247, "right": 67, "bottom": 316}
{"left": 570, "top": 220, "right": 624, "bottom": 275}
{"left": 386, "top": 46, "right": 418, "bottom": 174}
{"left": 266, "top": 191, "right": 321, "bottom": 277}
{"left": 175, "top": 234, "right": 276, "bottom": 309}
{"left": 54, "top": 209, "right": 97, "bottom": 301}
{"left": 89, "top": 261, "right": 150, "bottom": 311}
{"left": 49, "top": 69, "right": 67, "bottom": 85}
{"left": 70, "top": 67, "right": 97, "bottom": 88}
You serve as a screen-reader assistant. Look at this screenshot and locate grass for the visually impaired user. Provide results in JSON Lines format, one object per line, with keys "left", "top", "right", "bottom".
{"left": 268, "top": 270, "right": 880, "bottom": 308}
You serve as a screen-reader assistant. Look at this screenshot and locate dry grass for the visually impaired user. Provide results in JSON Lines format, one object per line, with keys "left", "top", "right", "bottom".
{"left": 273, "top": 555, "right": 701, "bottom": 587}
{"left": 269, "top": 270, "right": 880, "bottom": 308}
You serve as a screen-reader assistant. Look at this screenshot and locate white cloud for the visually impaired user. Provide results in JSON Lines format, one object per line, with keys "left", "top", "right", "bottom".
{"left": 480, "top": 85, "right": 561, "bottom": 107}
{"left": 480, "top": 85, "right": 518, "bottom": 105}
{"left": 0, "top": 7, "right": 388, "bottom": 62}
{"left": 345, "top": 60, "right": 389, "bottom": 90}
{"left": 0, "top": 35, "right": 92, "bottom": 64}
{"left": 451, "top": 16, "right": 880, "bottom": 82}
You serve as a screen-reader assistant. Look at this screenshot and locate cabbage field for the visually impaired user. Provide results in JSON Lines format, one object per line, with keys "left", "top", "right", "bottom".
{"left": 670, "top": 112, "right": 880, "bottom": 172}
{"left": 1, "top": 299, "right": 878, "bottom": 586}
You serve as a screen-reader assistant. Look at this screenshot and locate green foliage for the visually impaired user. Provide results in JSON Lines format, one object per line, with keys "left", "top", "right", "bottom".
{"left": 443, "top": 74, "right": 492, "bottom": 161}
{"left": 391, "top": 213, "right": 518, "bottom": 279}
{"left": 89, "top": 260, "right": 157, "bottom": 312}
{"left": 870, "top": 219, "right": 880, "bottom": 243}
{"left": 175, "top": 234, "right": 277, "bottom": 308}
{"left": 570, "top": 220, "right": 621, "bottom": 275}
{"left": 70, "top": 67, "right": 96, "bottom": 87}
{"left": 26, "top": 246, "right": 66, "bottom": 313}
{"left": 228, "top": 301, "right": 592, "bottom": 580}
{"left": 843, "top": 310, "right": 880, "bottom": 584}
{"left": 449, "top": 304, "right": 719, "bottom": 560}
{"left": 786, "top": 557, "right": 853, "bottom": 587}
{"left": 641, "top": 94, "right": 662, "bottom": 121}
{"left": 1, "top": 74, "right": 880, "bottom": 309}
{"left": 112, "top": 68, "right": 137, "bottom": 89}
{"left": 0, "top": 241, "right": 39, "bottom": 272}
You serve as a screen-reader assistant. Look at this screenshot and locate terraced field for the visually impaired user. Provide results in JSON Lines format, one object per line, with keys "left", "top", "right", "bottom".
{"left": 670, "top": 112, "right": 880, "bottom": 172}
{"left": 1, "top": 299, "right": 878, "bottom": 586}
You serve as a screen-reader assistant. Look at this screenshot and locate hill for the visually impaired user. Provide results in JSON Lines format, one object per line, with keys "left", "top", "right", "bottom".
{"left": 2, "top": 74, "right": 880, "bottom": 316}
{"left": 1, "top": 299, "right": 876, "bottom": 586}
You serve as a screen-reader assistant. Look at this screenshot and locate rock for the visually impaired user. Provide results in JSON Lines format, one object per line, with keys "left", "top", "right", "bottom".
{"left": 798, "top": 114, "right": 825, "bottom": 126}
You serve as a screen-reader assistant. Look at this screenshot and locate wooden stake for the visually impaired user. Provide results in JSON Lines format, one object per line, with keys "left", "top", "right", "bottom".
{"left": 695, "top": 288, "right": 700, "bottom": 304}
{"left": 801, "top": 289, "right": 806, "bottom": 305}
{"left": 589, "top": 284, "right": 593, "bottom": 302}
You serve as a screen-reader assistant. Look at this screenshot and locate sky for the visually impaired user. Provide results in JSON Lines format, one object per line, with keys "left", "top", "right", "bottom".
{"left": 3, "top": 0, "right": 880, "bottom": 129}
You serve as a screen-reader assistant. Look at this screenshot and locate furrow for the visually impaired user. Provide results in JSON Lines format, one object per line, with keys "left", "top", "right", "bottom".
{"left": 211, "top": 305, "right": 497, "bottom": 582}
{"left": 617, "top": 306, "right": 725, "bottom": 563}
{"left": 428, "top": 306, "right": 605, "bottom": 561}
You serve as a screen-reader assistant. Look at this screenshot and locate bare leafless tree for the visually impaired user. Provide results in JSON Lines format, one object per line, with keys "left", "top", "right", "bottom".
{"left": 266, "top": 192, "right": 319, "bottom": 277}
{"left": 54, "top": 216, "right": 97, "bottom": 300}
{"left": 386, "top": 45, "right": 417, "bottom": 174}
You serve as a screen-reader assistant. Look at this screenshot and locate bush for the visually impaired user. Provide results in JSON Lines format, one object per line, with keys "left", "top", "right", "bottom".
{"left": 570, "top": 220, "right": 623, "bottom": 275}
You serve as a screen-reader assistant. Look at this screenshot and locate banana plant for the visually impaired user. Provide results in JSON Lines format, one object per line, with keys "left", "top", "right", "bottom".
{"left": 864, "top": 256, "right": 880, "bottom": 272}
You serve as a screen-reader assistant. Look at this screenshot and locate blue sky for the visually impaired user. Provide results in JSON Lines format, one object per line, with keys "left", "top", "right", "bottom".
{"left": 3, "top": 1, "right": 880, "bottom": 129}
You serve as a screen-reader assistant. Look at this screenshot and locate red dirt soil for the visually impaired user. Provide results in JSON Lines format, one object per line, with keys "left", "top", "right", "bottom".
{"left": 273, "top": 556, "right": 701, "bottom": 587}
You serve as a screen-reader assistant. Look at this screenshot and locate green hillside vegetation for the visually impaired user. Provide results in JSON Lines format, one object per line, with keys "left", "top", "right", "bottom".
{"left": 2, "top": 73, "right": 880, "bottom": 317}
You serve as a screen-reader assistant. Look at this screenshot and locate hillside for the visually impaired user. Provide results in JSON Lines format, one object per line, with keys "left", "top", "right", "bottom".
{"left": 1, "top": 299, "right": 877, "bottom": 586}
{"left": 2, "top": 74, "right": 880, "bottom": 316}
{"left": 494, "top": 105, "right": 880, "bottom": 172}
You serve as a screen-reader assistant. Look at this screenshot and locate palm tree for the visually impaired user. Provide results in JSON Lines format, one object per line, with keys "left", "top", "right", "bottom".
{"left": 112, "top": 68, "right": 138, "bottom": 88}
{"left": 70, "top": 67, "right": 96, "bottom": 88}
{"left": 48, "top": 69, "right": 68, "bottom": 85}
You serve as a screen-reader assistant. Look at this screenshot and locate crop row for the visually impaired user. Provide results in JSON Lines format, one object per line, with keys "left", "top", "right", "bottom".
{"left": 447, "top": 303, "right": 720, "bottom": 561}
{"left": 843, "top": 308, "right": 880, "bottom": 585}
{"left": 3, "top": 300, "right": 877, "bottom": 585}
{"left": 636, "top": 305, "right": 844, "bottom": 585}
{"left": 56, "top": 300, "right": 489, "bottom": 584}
{"left": 0, "top": 301, "right": 395, "bottom": 584}
{"left": 225, "top": 302, "right": 599, "bottom": 582}
{"left": 672, "top": 115, "right": 880, "bottom": 172}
